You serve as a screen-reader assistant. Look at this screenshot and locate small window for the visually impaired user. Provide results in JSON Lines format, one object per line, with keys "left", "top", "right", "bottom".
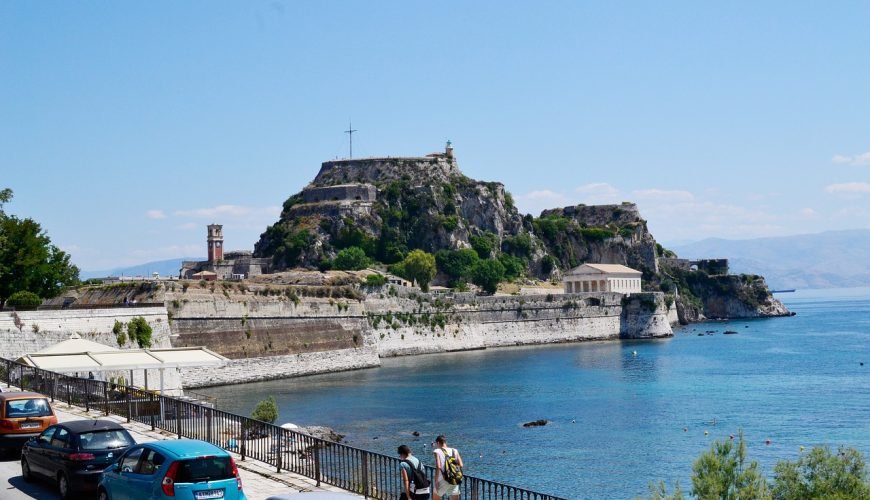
{"left": 136, "top": 449, "right": 166, "bottom": 475}
{"left": 38, "top": 427, "right": 55, "bottom": 445}
{"left": 51, "top": 427, "right": 70, "bottom": 449}
{"left": 119, "top": 448, "right": 144, "bottom": 473}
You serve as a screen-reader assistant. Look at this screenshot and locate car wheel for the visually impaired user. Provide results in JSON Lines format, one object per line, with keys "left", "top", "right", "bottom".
{"left": 57, "top": 472, "right": 71, "bottom": 500}
{"left": 20, "top": 457, "right": 33, "bottom": 482}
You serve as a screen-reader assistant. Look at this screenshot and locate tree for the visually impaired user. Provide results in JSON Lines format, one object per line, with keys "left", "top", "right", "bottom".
{"left": 333, "top": 246, "right": 370, "bottom": 270}
{"left": 772, "top": 446, "right": 870, "bottom": 500}
{"left": 470, "top": 232, "right": 498, "bottom": 259}
{"left": 365, "top": 274, "right": 387, "bottom": 287}
{"left": 436, "top": 248, "right": 479, "bottom": 287}
{"left": 498, "top": 253, "right": 525, "bottom": 281}
{"left": 251, "top": 396, "right": 278, "bottom": 424}
{"left": 691, "top": 431, "right": 770, "bottom": 500}
{"left": 401, "top": 250, "right": 436, "bottom": 292}
{"left": 0, "top": 190, "right": 80, "bottom": 306}
{"left": 472, "top": 258, "right": 506, "bottom": 294}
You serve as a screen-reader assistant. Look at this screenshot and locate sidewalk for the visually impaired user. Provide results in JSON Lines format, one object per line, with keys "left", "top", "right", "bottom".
{"left": 4, "top": 384, "right": 361, "bottom": 500}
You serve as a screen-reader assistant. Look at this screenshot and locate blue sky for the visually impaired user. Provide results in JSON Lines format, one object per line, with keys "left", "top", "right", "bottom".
{"left": 2, "top": 1, "right": 869, "bottom": 271}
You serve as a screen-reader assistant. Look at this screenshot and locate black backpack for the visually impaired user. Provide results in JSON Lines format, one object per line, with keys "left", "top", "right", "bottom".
{"left": 403, "top": 459, "right": 431, "bottom": 493}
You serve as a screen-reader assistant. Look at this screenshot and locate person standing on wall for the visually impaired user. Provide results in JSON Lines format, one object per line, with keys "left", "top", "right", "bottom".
{"left": 398, "top": 444, "right": 431, "bottom": 500}
{"left": 433, "top": 435, "right": 464, "bottom": 500}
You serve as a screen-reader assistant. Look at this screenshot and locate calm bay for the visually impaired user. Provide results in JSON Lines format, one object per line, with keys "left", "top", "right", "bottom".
{"left": 200, "top": 288, "right": 870, "bottom": 498}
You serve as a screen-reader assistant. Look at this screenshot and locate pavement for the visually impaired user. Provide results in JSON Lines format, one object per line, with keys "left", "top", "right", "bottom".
{"left": 0, "top": 384, "right": 361, "bottom": 500}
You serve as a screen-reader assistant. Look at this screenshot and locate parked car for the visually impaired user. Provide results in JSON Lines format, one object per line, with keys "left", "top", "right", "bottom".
{"left": 0, "top": 391, "right": 57, "bottom": 456}
{"left": 21, "top": 419, "right": 135, "bottom": 499}
{"left": 98, "top": 439, "right": 247, "bottom": 500}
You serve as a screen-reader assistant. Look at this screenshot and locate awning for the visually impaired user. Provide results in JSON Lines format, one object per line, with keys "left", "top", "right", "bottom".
{"left": 18, "top": 347, "right": 228, "bottom": 373}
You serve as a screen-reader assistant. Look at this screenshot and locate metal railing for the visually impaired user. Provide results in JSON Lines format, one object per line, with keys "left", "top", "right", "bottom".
{"left": 0, "top": 357, "right": 564, "bottom": 500}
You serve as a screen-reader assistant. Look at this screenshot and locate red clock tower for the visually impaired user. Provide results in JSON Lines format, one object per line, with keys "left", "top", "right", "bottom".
{"left": 207, "top": 224, "right": 224, "bottom": 262}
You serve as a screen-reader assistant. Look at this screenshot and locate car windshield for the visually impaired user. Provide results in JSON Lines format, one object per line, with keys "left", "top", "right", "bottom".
{"left": 78, "top": 429, "right": 134, "bottom": 450}
{"left": 175, "top": 456, "right": 234, "bottom": 483}
{"left": 5, "top": 398, "right": 52, "bottom": 418}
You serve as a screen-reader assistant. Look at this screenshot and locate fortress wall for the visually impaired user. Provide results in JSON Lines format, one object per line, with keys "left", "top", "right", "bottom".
{"left": 167, "top": 291, "right": 379, "bottom": 386}
{"left": 0, "top": 307, "right": 181, "bottom": 392}
{"left": 365, "top": 292, "right": 672, "bottom": 357}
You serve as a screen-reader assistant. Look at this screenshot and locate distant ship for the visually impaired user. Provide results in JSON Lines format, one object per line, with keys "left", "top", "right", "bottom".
{"left": 771, "top": 289, "right": 796, "bottom": 293}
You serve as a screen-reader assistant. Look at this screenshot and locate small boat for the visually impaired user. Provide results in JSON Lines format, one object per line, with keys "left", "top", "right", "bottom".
{"left": 723, "top": 330, "right": 738, "bottom": 335}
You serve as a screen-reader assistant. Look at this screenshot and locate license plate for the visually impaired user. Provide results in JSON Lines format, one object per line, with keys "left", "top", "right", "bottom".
{"left": 194, "top": 489, "right": 224, "bottom": 500}
{"left": 19, "top": 423, "right": 40, "bottom": 429}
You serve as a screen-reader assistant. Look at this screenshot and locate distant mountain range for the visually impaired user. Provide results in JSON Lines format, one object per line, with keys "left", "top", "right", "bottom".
{"left": 667, "top": 229, "right": 870, "bottom": 290}
{"left": 80, "top": 257, "right": 204, "bottom": 280}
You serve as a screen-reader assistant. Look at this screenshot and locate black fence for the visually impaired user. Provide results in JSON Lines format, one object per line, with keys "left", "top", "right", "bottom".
{"left": 0, "top": 358, "right": 565, "bottom": 500}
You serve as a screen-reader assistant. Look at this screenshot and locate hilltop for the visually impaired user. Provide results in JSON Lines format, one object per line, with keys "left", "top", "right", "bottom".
{"left": 249, "top": 144, "right": 788, "bottom": 322}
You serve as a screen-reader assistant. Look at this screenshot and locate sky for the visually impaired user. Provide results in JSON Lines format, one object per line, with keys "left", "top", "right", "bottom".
{"left": 2, "top": 1, "right": 869, "bottom": 271}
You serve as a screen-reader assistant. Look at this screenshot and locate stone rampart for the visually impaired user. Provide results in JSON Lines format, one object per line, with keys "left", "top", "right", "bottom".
{"left": 364, "top": 291, "right": 673, "bottom": 357}
{"left": 0, "top": 307, "right": 181, "bottom": 392}
{"left": 314, "top": 157, "right": 459, "bottom": 186}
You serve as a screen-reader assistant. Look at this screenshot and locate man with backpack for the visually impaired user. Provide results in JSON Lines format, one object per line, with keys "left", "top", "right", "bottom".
{"left": 398, "top": 444, "right": 431, "bottom": 500}
{"left": 433, "top": 435, "right": 464, "bottom": 500}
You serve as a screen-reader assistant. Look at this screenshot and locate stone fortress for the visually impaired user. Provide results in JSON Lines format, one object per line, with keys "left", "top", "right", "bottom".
{"left": 180, "top": 224, "right": 273, "bottom": 280}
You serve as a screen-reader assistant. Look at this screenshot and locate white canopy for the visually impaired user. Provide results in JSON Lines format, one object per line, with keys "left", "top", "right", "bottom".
{"left": 18, "top": 346, "right": 228, "bottom": 372}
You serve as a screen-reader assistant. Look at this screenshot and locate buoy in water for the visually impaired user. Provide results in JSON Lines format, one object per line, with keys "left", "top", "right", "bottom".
{"left": 729, "top": 435, "right": 734, "bottom": 440}
{"left": 704, "top": 431, "right": 709, "bottom": 436}
{"left": 683, "top": 427, "right": 688, "bottom": 432}
{"left": 765, "top": 439, "right": 772, "bottom": 445}
{"left": 632, "top": 351, "right": 638, "bottom": 356}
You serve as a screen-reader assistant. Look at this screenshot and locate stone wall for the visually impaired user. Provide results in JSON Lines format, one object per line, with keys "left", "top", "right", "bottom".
{"left": 364, "top": 291, "right": 673, "bottom": 357}
{"left": 0, "top": 307, "right": 182, "bottom": 392}
{"left": 166, "top": 289, "right": 380, "bottom": 386}
{"left": 302, "top": 184, "right": 377, "bottom": 203}
{"left": 314, "top": 157, "right": 459, "bottom": 186}
{"left": 180, "top": 346, "right": 380, "bottom": 388}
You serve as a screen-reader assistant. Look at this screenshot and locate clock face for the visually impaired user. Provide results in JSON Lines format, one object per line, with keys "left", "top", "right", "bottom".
{"left": 216, "top": 242, "right": 222, "bottom": 247}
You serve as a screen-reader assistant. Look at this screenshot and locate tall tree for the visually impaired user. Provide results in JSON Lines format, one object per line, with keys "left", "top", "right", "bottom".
{"left": 0, "top": 189, "right": 80, "bottom": 306}
{"left": 401, "top": 249, "right": 436, "bottom": 292}
{"left": 691, "top": 431, "right": 770, "bottom": 500}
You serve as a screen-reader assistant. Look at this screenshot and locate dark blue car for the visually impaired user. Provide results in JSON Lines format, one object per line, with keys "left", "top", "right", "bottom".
{"left": 21, "top": 419, "right": 135, "bottom": 499}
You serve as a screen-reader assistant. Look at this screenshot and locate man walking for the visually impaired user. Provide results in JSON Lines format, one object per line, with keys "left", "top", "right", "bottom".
{"left": 398, "top": 444, "right": 430, "bottom": 500}
{"left": 433, "top": 435, "right": 463, "bottom": 500}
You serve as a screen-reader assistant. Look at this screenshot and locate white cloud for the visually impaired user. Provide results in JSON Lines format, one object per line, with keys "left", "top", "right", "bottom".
{"left": 173, "top": 205, "right": 280, "bottom": 219}
{"left": 631, "top": 189, "right": 695, "bottom": 203}
{"left": 514, "top": 190, "right": 573, "bottom": 215}
{"left": 145, "top": 210, "right": 167, "bottom": 219}
{"left": 176, "top": 222, "right": 197, "bottom": 230}
{"left": 574, "top": 183, "right": 623, "bottom": 205}
{"left": 799, "top": 208, "right": 818, "bottom": 217}
{"left": 831, "top": 152, "right": 870, "bottom": 166}
{"left": 825, "top": 182, "right": 870, "bottom": 194}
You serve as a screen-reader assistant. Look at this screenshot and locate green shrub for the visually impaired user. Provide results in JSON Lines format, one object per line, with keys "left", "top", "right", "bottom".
{"left": 5, "top": 291, "right": 41, "bottom": 309}
{"left": 250, "top": 396, "right": 278, "bottom": 424}
{"left": 365, "top": 274, "right": 387, "bottom": 287}
{"left": 126, "top": 316, "right": 152, "bottom": 348}
{"left": 333, "top": 246, "right": 369, "bottom": 270}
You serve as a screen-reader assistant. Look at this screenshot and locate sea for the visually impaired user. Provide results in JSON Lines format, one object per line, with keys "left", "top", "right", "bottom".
{"left": 199, "top": 287, "right": 870, "bottom": 499}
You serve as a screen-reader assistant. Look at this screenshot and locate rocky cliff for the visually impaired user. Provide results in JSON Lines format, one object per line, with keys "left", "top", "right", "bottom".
{"left": 251, "top": 146, "right": 787, "bottom": 321}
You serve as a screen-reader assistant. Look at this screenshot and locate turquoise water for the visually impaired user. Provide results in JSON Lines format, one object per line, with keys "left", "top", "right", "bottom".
{"left": 201, "top": 288, "right": 870, "bottom": 498}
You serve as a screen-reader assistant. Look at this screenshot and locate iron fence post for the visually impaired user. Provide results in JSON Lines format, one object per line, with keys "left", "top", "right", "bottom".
{"left": 66, "top": 379, "right": 71, "bottom": 406}
{"left": 150, "top": 392, "right": 156, "bottom": 431}
{"left": 207, "top": 408, "right": 212, "bottom": 445}
{"left": 126, "top": 387, "right": 132, "bottom": 423}
{"left": 84, "top": 381, "right": 90, "bottom": 412}
{"left": 315, "top": 447, "right": 321, "bottom": 487}
{"left": 103, "top": 382, "right": 109, "bottom": 416}
{"left": 361, "top": 451, "right": 369, "bottom": 498}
